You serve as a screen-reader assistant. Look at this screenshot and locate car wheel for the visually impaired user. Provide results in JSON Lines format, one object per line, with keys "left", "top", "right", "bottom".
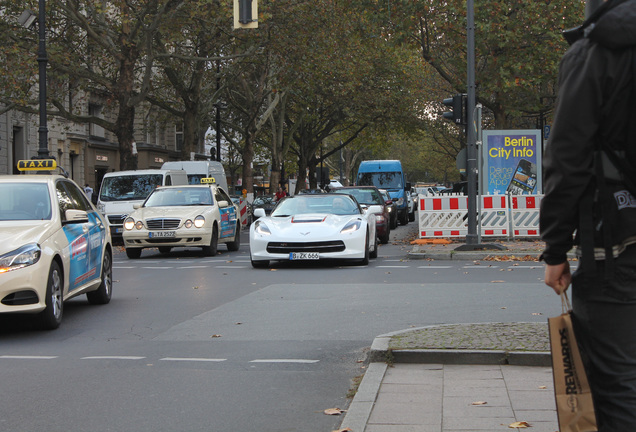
{"left": 399, "top": 209, "right": 409, "bottom": 225}
{"left": 226, "top": 221, "right": 241, "bottom": 252}
{"left": 87, "top": 249, "right": 112, "bottom": 305}
{"left": 39, "top": 261, "right": 63, "bottom": 330}
{"left": 125, "top": 248, "right": 142, "bottom": 259}
{"left": 409, "top": 209, "right": 415, "bottom": 222}
{"left": 158, "top": 247, "right": 172, "bottom": 254}
{"left": 360, "top": 232, "right": 370, "bottom": 265}
{"left": 370, "top": 235, "right": 378, "bottom": 259}
{"left": 202, "top": 224, "right": 218, "bottom": 257}
{"left": 251, "top": 257, "right": 269, "bottom": 268}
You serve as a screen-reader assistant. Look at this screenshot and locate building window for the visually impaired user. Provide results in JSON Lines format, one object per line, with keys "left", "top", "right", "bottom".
{"left": 175, "top": 122, "right": 184, "bottom": 151}
{"left": 89, "top": 104, "right": 105, "bottom": 138}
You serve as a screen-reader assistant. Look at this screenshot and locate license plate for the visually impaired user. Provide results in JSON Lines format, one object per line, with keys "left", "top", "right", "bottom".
{"left": 149, "top": 231, "right": 176, "bottom": 238}
{"left": 290, "top": 252, "right": 319, "bottom": 260}
{"left": 114, "top": 227, "right": 123, "bottom": 234}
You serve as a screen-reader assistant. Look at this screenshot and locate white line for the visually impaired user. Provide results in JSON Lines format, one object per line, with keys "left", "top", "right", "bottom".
{"left": 376, "top": 265, "right": 410, "bottom": 269}
{"left": 160, "top": 357, "right": 227, "bottom": 362}
{"left": 141, "top": 266, "right": 173, "bottom": 269}
{"left": 81, "top": 356, "right": 145, "bottom": 360}
{"left": 417, "top": 266, "right": 453, "bottom": 269}
{"left": 177, "top": 266, "right": 208, "bottom": 269}
{"left": 215, "top": 265, "right": 249, "bottom": 269}
{"left": 507, "top": 265, "right": 542, "bottom": 269}
{"left": 250, "top": 359, "right": 320, "bottom": 364}
{"left": 113, "top": 266, "right": 136, "bottom": 269}
{"left": 383, "top": 259, "right": 406, "bottom": 262}
{"left": 0, "top": 355, "right": 57, "bottom": 360}
{"left": 462, "top": 266, "right": 500, "bottom": 269}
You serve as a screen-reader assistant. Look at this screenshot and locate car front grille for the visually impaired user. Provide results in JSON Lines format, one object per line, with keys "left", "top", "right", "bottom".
{"left": 146, "top": 218, "right": 181, "bottom": 230}
{"left": 266, "top": 241, "right": 346, "bottom": 254}
{"left": 107, "top": 214, "right": 126, "bottom": 225}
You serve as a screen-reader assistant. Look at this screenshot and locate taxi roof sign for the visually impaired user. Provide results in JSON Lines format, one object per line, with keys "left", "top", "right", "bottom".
{"left": 200, "top": 177, "right": 216, "bottom": 184}
{"left": 17, "top": 159, "right": 57, "bottom": 171}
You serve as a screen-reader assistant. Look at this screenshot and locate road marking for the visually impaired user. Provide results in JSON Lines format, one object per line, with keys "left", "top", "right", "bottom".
{"left": 113, "top": 266, "right": 136, "bottom": 269}
{"left": 462, "top": 265, "right": 500, "bottom": 269}
{"left": 249, "top": 359, "right": 320, "bottom": 364}
{"left": 177, "top": 266, "right": 208, "bottom": 269}
{"left": 81, "top": 356, "right": 145, "bottom": 360}
{"left": 160, "top": 357, "right": 227, "bottom": 362}
{"left": 377, "top": 265, "right": 409, "bottom": 269}
{"left": 141, "top": 266, "right": 173, "bottom": 269}
{"left": 417, "top": 265, "right": 453, "bottom": 269}
{"left": 215, "top": 265, "right": 249, "bottom": 269}
{"left": 0, "top": 355, "right": 57, "bottom": 360}
{"left": 507, "top": 265, "right": 542, "bottom": 269}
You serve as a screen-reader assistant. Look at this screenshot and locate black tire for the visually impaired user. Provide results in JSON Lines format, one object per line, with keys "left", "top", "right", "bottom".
{"left": 125, "top": 248, "right": 142, "bottom": 259}
{"left": 226, "top": 222, "right": 241, "bottom": 252}
{"left": 87, "top": 249, "right": 112, "bottom": 305}
{"left": 202, "top": 224, "right": 219, "bottom": 257}
{"left": 409, "top": 209, "right": 415, "bottom": 222}
{"left": 251, "top": 257, "right": 269, "bottom": 268}
{"left": 39, "top": 261, "right": 63, "bottom": 330}
{"left": 379, "top": 227, "right": 390, "bottom": 245}
{"left": 399, "top": 209, "right": 409, "bottom": 225}
{"left": 158, "top": 247, "right": 172, "bottom": 254}
{"left": 360, "top": 232, "right": 370, "bottom": 265}
{"left": 391, "top": 215, "right": 398, "bottom": 230}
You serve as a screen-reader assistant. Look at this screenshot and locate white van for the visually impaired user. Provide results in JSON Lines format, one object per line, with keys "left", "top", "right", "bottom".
{"left": 161, "top": 161, "right": 228, "bottom": 194}
{"left": 97, "top": 169, "right": 188, "bottom": 242}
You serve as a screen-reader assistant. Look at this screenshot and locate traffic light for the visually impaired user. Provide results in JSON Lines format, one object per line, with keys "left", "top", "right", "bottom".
{"left": 234, "top": 0, "right": 258, "bottom": 29}
{"left": 442, "top": 94, "right": 465, "bottom": 125}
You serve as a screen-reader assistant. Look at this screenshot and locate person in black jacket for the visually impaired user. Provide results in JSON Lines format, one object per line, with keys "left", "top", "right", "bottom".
{"left": 540, "top": 0, "right": 636, "bottom": 429}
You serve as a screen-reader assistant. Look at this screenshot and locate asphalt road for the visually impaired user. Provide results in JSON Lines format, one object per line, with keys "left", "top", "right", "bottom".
{"left": 0, "top": 221, "right": 560, "bottom": 432}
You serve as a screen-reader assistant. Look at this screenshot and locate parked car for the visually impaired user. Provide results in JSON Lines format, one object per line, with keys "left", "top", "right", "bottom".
{"left": 0, "top": 160, "right": 113, "bottom": 329}
{"left": 379, "top": 189, "right": 398, "bottom": 229}
{"left": 249, "top": 194, "right": 377, "bottom": 268}
{"left": 331, "top": 186, "right": 391, "bottom": 244}
{"left": 122, "top": 184, "right": 241, "bottom": 258}
{"left": 250, "top": 195, "right": 277, "bottom": 218}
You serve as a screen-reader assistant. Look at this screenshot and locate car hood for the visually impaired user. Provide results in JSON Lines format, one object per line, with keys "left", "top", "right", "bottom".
{"left": 0, "top": 221, "right": 55, "bottom": 255}
{"left": 260, "top": 213, "right": 363, "bottom": 235}
{"left": 130, "top": 206, "right": 209, "bottom": 221}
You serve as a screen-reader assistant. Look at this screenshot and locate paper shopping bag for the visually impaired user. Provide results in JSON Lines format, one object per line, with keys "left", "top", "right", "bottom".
{"left": 548, "top": 293, "right": 597, "bottom": 432}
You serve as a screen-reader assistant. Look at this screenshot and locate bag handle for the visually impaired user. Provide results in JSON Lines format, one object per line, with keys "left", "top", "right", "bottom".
{"left": 561, "top": 292, "right": 572, "bottom": 314}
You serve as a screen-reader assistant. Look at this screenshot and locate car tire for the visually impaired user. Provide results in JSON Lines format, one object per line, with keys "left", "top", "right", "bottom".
{"left": 39, "top": 261, "right": 63, "bottom": 330}
{"left": 251, "top": 257, "right": 269, "bottom": 268}
{"left": 87, "top": 249, "right": 112, "bottom": 305}
{"left": 125, "top": 248, "right": 142, "bottom": 259}
{"left": 158, "top": 247, "right": 172, "bottom": 254}
{"left": 409, "top": 209, "right": 415, "bottom": 222}
{"left": 379, "top": 227, "right": 390, "bottom": 244}
{"left": 226, "top": 221, "right": 241, "bottom": 251}
{"left": 399, "top": 210, "right": 409, "bottom": 225}
{"left": 202, "top": 224, "right": 218, "bottom": 257}
{"left": 360, "top": 232, "right": 370, "bottom": 265}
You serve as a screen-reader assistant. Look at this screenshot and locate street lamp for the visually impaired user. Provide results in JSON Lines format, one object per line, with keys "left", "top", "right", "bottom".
{"left": 19, "top": 1, "right": 49, "bottom": 159}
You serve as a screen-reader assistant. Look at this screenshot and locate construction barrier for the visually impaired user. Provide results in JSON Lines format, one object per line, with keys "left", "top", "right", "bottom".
{"left": 418, "top": 193, "right": 543, "bottom": 239}
{"left": 237, "top": 198, "right": 249, "bottom": 227}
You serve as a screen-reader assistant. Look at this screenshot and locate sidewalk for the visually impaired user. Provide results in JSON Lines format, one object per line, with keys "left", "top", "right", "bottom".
{"left": 337, "top": 239, "right": 560, "bottom": 432}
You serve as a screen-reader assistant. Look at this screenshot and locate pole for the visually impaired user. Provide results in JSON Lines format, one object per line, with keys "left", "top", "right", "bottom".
{"left": 216, "top": 61, "right": 221, "bottom": 162}
{"left": 37, "top": 0, "right": 49, "bottom": 159}
{"left": 465, "top": 0, "right": 477, "bottom": 245}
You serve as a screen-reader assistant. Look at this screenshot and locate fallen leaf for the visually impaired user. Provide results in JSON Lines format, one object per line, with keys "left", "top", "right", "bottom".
{"left": 270, "top": 269, "right": 277, "bottom": 272}
{"left": 324, "top": 408, "right": 345, "bottom": 415}
{"left": 331, "top": 428, "right": 353, "bottom": 432}
{"left": 210, "top": 334, "right": 222, "bottom": 338}
{"left": 235, "top": 322, "right": 242, "bottom": 325}
{"left": 532, "top": 312, "right": 543, "bottom": 316}
{"left": 193, "top": 286, "right": 199, "bottom": 289}
{"left": 472, "top": 401, "right": 488, "bottom": 405}
{"left": 538, "top": 385, "right": 547, "bottom": 389}
{"left": 508, "top": 421, "right": 531, "bottom": 428}
{"left": 491, "top": 280, "right": 506, "bottom": 283}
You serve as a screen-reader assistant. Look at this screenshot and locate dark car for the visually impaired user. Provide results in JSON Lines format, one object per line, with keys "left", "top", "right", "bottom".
{"left": 379, "top": 189, "right": 398, "bottom": 229}
{"left": 332, "top": 186, "right": 391, "bottom": 244}
{"left": 250, "top": 195, "right": 277, "bottom": 219}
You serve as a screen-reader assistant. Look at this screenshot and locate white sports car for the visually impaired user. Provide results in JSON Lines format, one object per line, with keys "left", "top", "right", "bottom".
{"left": 249, "top": 193, "right": 377, "bottom": 268}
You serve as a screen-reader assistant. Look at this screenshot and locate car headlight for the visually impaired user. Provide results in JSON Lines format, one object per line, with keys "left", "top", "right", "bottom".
{"left": 184, "top": 219, "right": 193, "bottom": 228}
{"left": 341, "top": 220, "right": 361, "bottom": 234}
{"left": 194, "top": 215, "right": 205, "bottom": 228}
{"left": 375, "top": 214, "right": 386, "bottom": 223}
{"left": 0, "top": 244, "right": 41, "bottom": 273}
{"left": 397, "top": 198, "right": 404, "bottom": 206}
{"left": 254, "top": 220, "right": 271, "bottom": 235}
{"left": 124, "top": 217, "right": 135, "bottom": 230}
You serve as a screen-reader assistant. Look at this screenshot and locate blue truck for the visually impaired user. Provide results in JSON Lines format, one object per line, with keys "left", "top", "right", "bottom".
{"left": 356, "top": 160, "right": 411, "bottom": 225}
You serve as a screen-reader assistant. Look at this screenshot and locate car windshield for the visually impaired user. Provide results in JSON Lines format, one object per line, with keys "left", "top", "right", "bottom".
{"left": 144, "top": 187, "right": 213, "bottom": 207}
{"left": 99, "top": 174, "right": 164, "bottom": 201}
{"left": 253, "top": 196, "right": 275, "bottom": 206}
{"left": 357, "top": 172, "right": 402, "bottom": 189}
{"left": 334, "top": 188, "right": 383, "bottom": 205}
{"left": 0, "top": 183, "right": 52, "bottom": 221}
{"left": 271, "top": 195, "right": 359, "bottom": 216}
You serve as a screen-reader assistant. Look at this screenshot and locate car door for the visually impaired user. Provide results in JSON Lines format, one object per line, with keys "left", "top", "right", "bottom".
{"left": 56, "top": 180, "right": 104, "bottom": 291}
{"left": 214, "top": 187, "right": 238, "bottom": 239}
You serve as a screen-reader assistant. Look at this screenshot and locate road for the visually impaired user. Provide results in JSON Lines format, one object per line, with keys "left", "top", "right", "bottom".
{"left": 0, "top": 222, "right": 559, "bottom": 432}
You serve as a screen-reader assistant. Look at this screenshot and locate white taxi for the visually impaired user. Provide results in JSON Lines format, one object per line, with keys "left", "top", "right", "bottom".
{"left": 0, "top": 160, "right": 113, "bottom": 330}
{"left": 122, "top": 180, "right": 241, "bottom": 258}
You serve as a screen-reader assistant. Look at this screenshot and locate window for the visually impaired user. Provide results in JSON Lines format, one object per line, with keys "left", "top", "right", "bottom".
{"left": 89, "top": 104, "right": 105, "bottom": 138}
{"left": 175, "top": 123, "right": 184, "bottom": 151}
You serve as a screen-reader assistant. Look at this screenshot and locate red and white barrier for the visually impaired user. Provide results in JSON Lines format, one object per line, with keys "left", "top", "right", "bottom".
{"left": 479, "top": 195, "right": 509, "bottom": 237}
{"left": 419, "top": 195, "right": 468, "bottom": 238}
{"left": 510, "top": 195, "right": 543, "bottom": 237}
{"left": 238, "top": 198, "right": 248, "bottom": 227}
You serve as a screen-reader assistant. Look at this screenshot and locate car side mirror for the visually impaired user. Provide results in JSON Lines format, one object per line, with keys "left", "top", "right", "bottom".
{"left": 65, "top": 209, "right": 89, "bottom": 223}
{"left": 218, "top": 200, "right": 229, "bottom": 208}
{"left": 254, "top": 208, "right": 266, "bottom": 218}
{"left": 133, "top": 203, "right": 142, "bottom": 209}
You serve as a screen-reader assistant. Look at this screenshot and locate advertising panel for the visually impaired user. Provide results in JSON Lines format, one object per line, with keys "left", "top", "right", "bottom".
{"left": 481, "top": 130, "right": 542, "bottom": 195}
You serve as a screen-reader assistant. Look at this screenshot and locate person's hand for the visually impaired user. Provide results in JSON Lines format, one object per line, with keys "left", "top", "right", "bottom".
{"left": 544, "top": 262, "right": 571, "bottom": 295}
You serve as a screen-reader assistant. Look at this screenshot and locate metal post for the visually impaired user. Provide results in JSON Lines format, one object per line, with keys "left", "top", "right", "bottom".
{"left": 465, "top": 0, "right": 477, "bottom": 245}
{"left": 216, "top": 61, "right": 221, "bottom": 162}
{"left": 37, "top": 0, "right": 49, "bottom": 159}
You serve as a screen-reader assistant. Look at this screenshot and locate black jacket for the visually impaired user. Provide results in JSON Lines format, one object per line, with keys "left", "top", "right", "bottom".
{"left": 540, "top": 0, "right": 636, "bottom": 265}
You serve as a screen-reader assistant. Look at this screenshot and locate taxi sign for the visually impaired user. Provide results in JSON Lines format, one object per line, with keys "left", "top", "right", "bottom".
{"left": 200, "top": 177, "right": 216, "bottom": 184}
{"left": 17, "top": 159, "right": 57, "bottom": 171}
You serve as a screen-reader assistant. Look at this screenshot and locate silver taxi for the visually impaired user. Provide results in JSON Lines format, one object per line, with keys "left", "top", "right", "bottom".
{"left": 0, "top": 160, "right": 113, "bottom": 329}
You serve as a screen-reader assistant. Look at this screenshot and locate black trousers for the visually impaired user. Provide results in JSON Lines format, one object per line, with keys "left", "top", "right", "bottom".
{"left": 572, "top": 244, "right": 636, "bottom": 432}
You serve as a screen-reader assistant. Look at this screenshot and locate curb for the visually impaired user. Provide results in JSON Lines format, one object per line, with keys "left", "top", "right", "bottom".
{"left": 340, "top": 326, "right": 552, "bottom": 432}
